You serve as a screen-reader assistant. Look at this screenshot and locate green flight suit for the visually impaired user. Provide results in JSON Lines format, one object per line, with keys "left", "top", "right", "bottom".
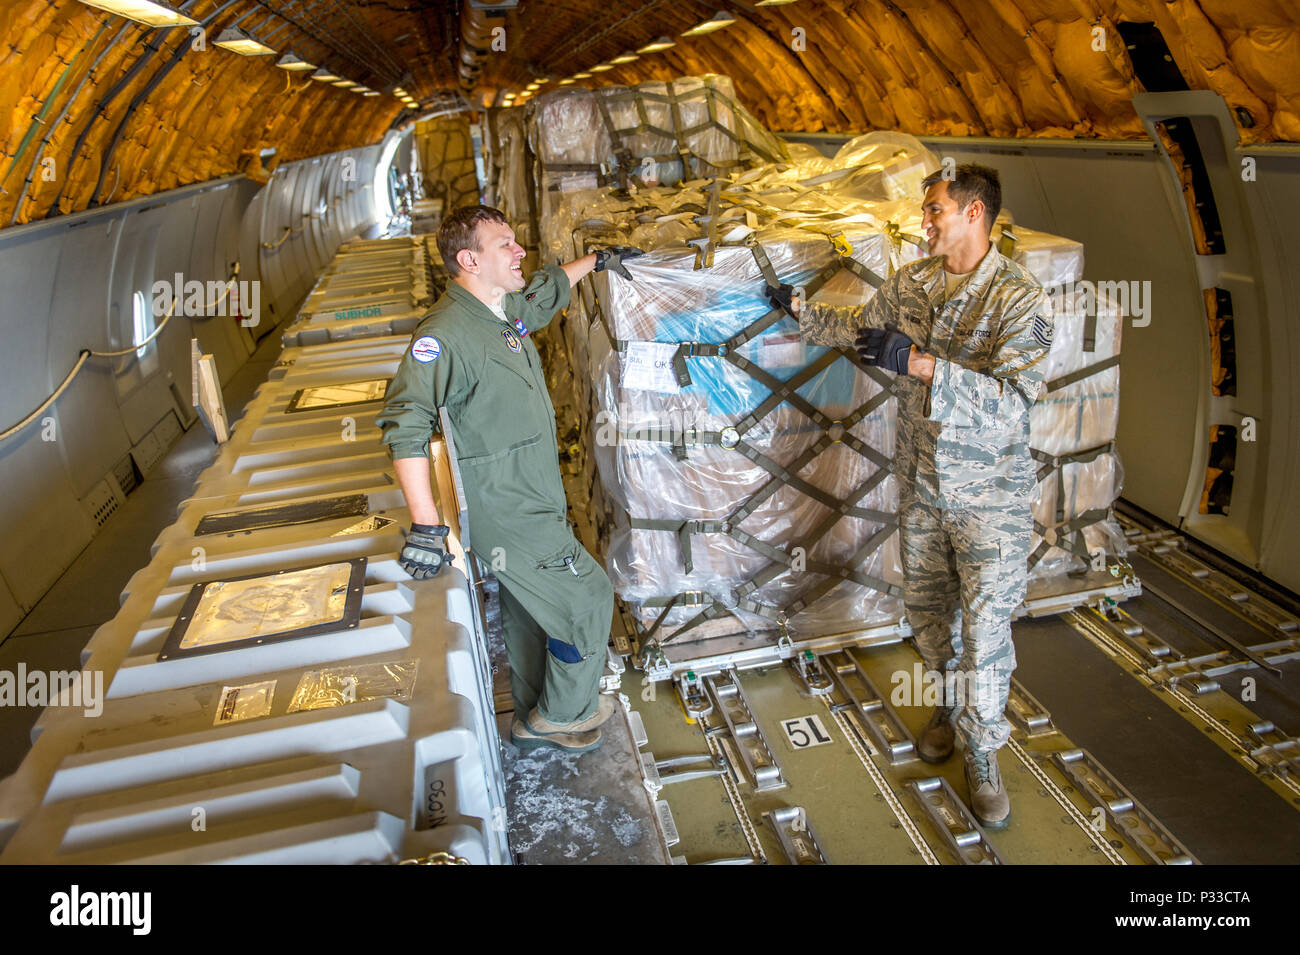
{"left": 376, "top": 266, "right": 614, "bottom": 724}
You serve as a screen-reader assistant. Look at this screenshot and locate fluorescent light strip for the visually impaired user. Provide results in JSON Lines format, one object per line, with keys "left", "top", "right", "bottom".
{"left": 76, "top": 0, "right": 198, "bottom": 28}
{"left": 213, "top": 27, "right": 276, "bottom": 56}
{"left": 276, "top": 53, "right": 315, "bottom": 71}
{"left": 636, "top": 36, "right": 675, "bottom": 53}
{"left": 681, "top": 12, "right": 735, "bottom": 37}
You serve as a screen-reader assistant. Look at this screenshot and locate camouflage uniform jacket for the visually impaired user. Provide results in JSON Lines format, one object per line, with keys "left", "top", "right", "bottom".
{"left": 801, "top": 244, "right": 1053, "bottom": 511}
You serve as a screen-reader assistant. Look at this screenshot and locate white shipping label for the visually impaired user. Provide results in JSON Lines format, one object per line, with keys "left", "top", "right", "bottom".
{"left": 214, "top": 680, "right": 276, "bottom": 725}
{"left": 621, "top": 341, "right": 682, "bottom": 394}
{"left": 762, "top": 332, "right": 805, "bottom": 368}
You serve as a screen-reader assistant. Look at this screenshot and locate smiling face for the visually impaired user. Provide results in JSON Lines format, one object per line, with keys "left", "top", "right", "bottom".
{"left": 455, "top": 218, "right": 525, "bottom": 299}
{"left": 921, "top": 179, "right": 986, "bottom": 260}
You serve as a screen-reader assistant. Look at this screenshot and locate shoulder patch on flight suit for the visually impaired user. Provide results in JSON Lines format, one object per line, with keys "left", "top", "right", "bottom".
{"left": 512, "top": 317, "right": 530, "bottom": 338}
{"left": 502, "top": 328, "right": 521, "bottom": 352}
{"left": 411, "top": 336, "right": 441, "bottom": 363}
{"left": 1031, "top": 315, "right": 1053, "bottom": 348}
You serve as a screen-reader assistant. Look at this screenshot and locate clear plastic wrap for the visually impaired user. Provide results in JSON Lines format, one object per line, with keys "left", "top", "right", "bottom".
{"left": 997, "top": 221, "right": 1085, "bottom": 290}
{"left": 1030, "top": 451, "right": 1127, "bottom": 579}
{"left": 525, "top": 74, "right": 1125, "bottom": 641}
{"left": 287, "top": 660, "right": 421, "bottom": 713}
{"left": 591, "top": 228, "right": 904, "bottom": 640}
{"left": 1031, "top": 287, "right": 1123, "bottom": 455}
{"left": 485, "top": 107, "right": 535, "bottom": 248}
{"left": 1028, "top": 287, "right": 1126, "bottom": 576}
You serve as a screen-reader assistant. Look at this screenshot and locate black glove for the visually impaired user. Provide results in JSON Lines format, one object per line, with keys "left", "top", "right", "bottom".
{"left": 400, "top": 523, "right": 454, "bottom": 579}
{"left": 593, "top": 247, "right": 644, "bottom": 281}
{"left": 765, "top": 282, "right": 796, "bottom": 316}
{"left": 855, "top": 326, "right": 914, "bottom": 374}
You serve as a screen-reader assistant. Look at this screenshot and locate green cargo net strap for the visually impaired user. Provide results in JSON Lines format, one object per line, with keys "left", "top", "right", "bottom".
{"left": 633, "top": 240, "right": 849, "bottom": 391}
{"left": 638, "top": 517, "right": 902, "bottom": 646}
{"left": 639, "top": 591, "right": 718, "bottom": 644}
{"left": 1046, "top": 354, "right": 1120, "bottom": 393}
{"left": 684, "top": 180, "right": 724, "bottom": 275}
{"left": 885, "top": 220, "right": 927, "bottom": 253}
{"left": 1029, "top": 441, "right": 1116, "bottom": 484}
{"left": 592, "top": 91, "right": 634, "bottom": 190}
{"left": 629, "top": 517, "right": 888, "bottom": 584}
{"left": 1028, "top": 507, "right": 1113, "bottom": 570}
{"left": 590, "top": 85, "right": 750, "bottom": 180}
{"left": 666, "top": 79, "right": 695, "bottom": 180}
{"left": 997, "top": 225, "right": 1017, "bottom": 258}
{"left": 611, "top": 223, "right": 902, "bottom": 644}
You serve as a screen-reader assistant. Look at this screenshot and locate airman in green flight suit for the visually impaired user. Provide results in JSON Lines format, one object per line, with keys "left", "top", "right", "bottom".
{"left": 376, "top": 204, "right": 639, "bottom": 754}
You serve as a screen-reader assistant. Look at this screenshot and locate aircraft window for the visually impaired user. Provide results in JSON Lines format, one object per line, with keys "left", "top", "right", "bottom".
{"left": 132, "top": 289, "right": 152, "bottom": 361}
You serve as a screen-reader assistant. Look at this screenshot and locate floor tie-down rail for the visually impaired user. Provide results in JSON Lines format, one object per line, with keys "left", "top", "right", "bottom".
{"left": 704, "top": 670, "right": 787, "bottom": 792}
{"left": 636, "top": 569, "right": 1141, "bottom": 683}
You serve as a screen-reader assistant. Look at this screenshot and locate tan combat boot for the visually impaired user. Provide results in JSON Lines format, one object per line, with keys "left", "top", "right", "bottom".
{"left": 965, "top": 749, "right": 1011, "bottom": 829}
{"left": 525, "top": 693, "right": 617, "bottom": 736}
{"left": 511, "top": 718, "right": 603, "bottom": 754}
{"left": 917, "top": 705, "right": 956, "bottom": 763}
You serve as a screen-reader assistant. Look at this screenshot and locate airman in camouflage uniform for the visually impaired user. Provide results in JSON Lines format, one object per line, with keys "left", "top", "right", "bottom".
{"left": 791, "top": 164, "right": 1052, "bottom": 828}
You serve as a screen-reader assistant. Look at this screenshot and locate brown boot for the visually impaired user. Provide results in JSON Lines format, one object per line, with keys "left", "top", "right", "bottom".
{"left": 526, "top": 694, "right": 617, "bottom": 736}
{"left": 965, "top": 749, "right": 1011, "bottom": 829}
{"left": 510, "top": 718, "right": 603, "bottom": 754}
{"left": 917, "top": 705, "right": 956, "bottom": 764}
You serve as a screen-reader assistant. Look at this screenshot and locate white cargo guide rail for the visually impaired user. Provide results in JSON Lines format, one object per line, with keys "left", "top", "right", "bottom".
{"left": 0, "top": 332, "right": 509, "bottom": 864}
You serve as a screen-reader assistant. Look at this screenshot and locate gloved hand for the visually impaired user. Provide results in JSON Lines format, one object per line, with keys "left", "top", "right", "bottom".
{"left": 765, "top": 282, "right": 797, "bottom": 316}
{"left": 856, "top": 326, "right": 914, "bottom": 374}
{"left": 593, "top": 247, "right": 644, "bottom": 281}
{"left": 400, "top": 523, "right": 454, "bottom": 579}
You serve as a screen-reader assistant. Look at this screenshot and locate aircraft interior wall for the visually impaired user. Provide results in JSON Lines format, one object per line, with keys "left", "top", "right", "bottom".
{"left": 0, "top": 131, "right": 411, "bottom": 637}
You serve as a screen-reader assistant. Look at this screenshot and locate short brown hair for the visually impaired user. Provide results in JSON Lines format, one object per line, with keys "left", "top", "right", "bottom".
{"left": 922, "top": 163, "right": 1002, "bottom": 233}
{"left": 437, "top": 204, "right": 509, "bottom": 277}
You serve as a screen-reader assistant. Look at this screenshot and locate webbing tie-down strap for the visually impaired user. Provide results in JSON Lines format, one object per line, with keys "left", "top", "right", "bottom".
{"left": 1030, "top": 441, "right": 1115, "bottom": 485}
{"left": 634, "top": 511, "right": 903, "bottom": 646}
{"left": 997, "top": 225, "right": 1017, "bottom": 258}
{"left": 588, "top": 83, "right": 758, "bottom": 184}
{"left": 628, "top": 517, "right": 884, "bottom": 586}
{"left": 1028, "top": 432, "right": 1117, "bottom": 569}
{"left": 1046, "top": 354, "right": 1120, "bottom": 393}
{"left": 1029, "top": 508, "right": 1113, "bottom": 569}
{"left": 622, "top": 239, "right": 904, "bottom": 645}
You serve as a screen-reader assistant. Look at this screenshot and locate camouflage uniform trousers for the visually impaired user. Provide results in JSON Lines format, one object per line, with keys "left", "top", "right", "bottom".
{"left": 899, "top": 495, "right": 1033, "bottom": 754}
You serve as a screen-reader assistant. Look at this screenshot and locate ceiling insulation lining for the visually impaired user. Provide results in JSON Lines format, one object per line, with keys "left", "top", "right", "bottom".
{"left": 1, "top": 1, "right": 1297, "bottom": 226}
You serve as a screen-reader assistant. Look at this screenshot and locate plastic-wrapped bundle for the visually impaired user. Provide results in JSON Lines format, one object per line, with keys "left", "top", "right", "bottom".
{"left": 590, "top": 227, "right": 904, "bottom": 642}
{"left": 819, "top": 132, "right": 939, "bottom": 202}
{"left": 1028, "top": 287, "right": 1126, "bottom": 578}
{"left": 995, "top": 219, "right": 1085, "bottom": 290}
{"left": 526, "top": 83, "right": 1127, "bottom": 641}
{"left": 531, "top": 75, "right": 787, "bottom": 262}
{"left": 484, "top": 107, "right": 535, "bottom": 248}
{"left": 1030, "top": 451, "right": 1127, "bottom": 579}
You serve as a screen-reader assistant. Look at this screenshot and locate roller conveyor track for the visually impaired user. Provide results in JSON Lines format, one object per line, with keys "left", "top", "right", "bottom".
{"left": 616, "top": 511, "right": 1300, "bottom": 864}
